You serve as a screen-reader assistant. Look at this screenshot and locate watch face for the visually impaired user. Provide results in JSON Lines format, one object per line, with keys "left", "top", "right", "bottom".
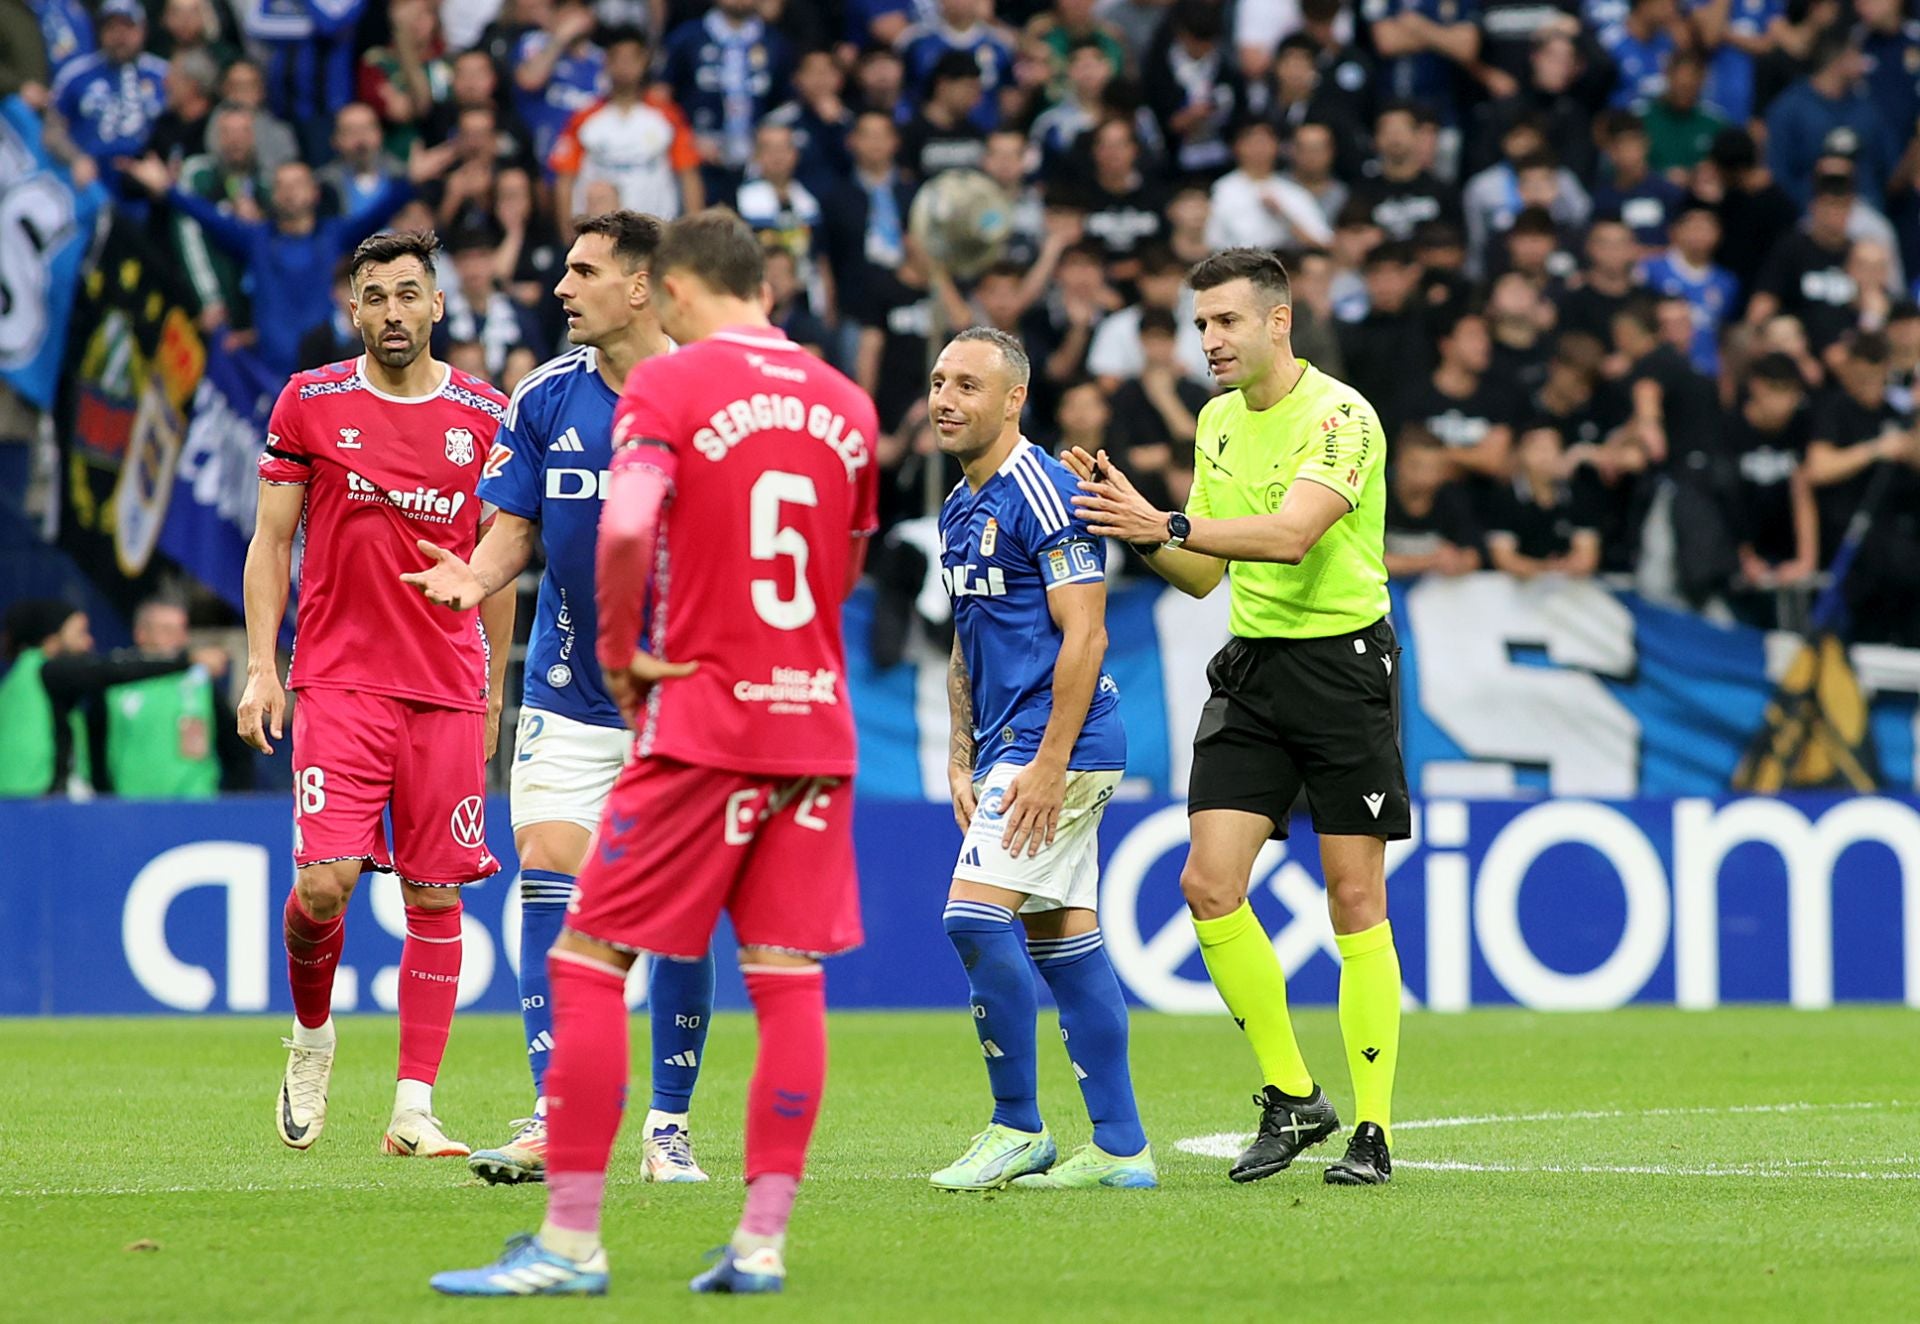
{"left": 1169, "top": 513, "right": 1191, "bottom": 540}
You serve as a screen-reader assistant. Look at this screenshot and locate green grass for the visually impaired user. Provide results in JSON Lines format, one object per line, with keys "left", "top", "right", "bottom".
{"left": 3, "top": 1009, "right": 1917, "bottom": 1321}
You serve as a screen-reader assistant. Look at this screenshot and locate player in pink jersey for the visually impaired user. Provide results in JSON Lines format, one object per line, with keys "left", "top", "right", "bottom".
{"left": 433, "top": 210, "right": 879, "bottom": 1300}
{"left": 239, "top": 230, "right": 516, "bottom": 1160}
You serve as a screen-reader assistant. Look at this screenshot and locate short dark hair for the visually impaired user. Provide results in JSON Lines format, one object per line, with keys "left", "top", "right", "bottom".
{"left": 1510, "top": 206, "right": 1558, "bottom": 238}
{"left": 949, "top": 326, "right": 1031, "bottom": 387}
{"left": 1710, "top": 126, "right": 1758, "bottom": 172}
{"left": 599, "top": 23, "right": 648, "bottom": 50}
{"left": 651, "top": 208, "right": 764, "bottom": 299}
{"left": 1514, "top": 149, "right": 1559, "bottom": 174}
{"left": 349, "top": 229, "right": 440, "bottom": 290}
{"left": 1846, "top": 329, "right": 1891, "bottom": 363}
{"left": 1600, "top": 109, "right": 1648, "bottom": 141}
{"left": 1615, "top": 295, "right": 1660, "bottom": 337}
{"left": 571, "top": 210, "right": 664, "bottom": 270}
{"left": 1187, "top": 247, "right": 1292, "bottom": 305}
{"left": 1138, "top": 306, "right": 1179, "bottom": 338}
{"left": 1748, "top": 352, "right": 1804, "bottom": 389}
{"left": 1364, "top": 239, "right": 1419, "bottom": 269}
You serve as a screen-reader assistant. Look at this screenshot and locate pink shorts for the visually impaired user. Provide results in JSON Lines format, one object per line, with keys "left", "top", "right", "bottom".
{"left": 567, "top": 757, "right": 863, "bottom": 959}
{"left": 290, "top": 688, "right": 500, "bottom": 886}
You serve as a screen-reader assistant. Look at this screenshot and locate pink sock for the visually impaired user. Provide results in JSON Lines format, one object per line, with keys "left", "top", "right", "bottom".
{"left": 396, "top": 901, "right": 462, "bottom": 1086}
{"left": 741, "top": 1173, "right": 799, "bottom": 1238}
{"left": 742, "top": 965, "right": 827, "bottom": 1186}
{"left": 284, "top": 892, "right": 344, "bottom": 1030}
{"left": 543, "top": 951, "right": 632, "bottom": 1238}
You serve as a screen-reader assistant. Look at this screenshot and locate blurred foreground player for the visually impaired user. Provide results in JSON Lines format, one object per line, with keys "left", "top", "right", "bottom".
{"left": 242, "top": 231, "right": 515, "bottom": 1157}
{"left": 404, "top": 211, "right": 718, "bottom": 1187}
{"left": 432, "top": 210, "right": 878, "bottom": 1298}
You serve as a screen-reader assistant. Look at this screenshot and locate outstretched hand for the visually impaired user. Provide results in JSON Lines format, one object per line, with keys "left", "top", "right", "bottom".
{"left": 401, "top": 539, "right": 487, "bottom": 609}
{"left": 1068, "top": 448, "right": 1171, "bottom": 545}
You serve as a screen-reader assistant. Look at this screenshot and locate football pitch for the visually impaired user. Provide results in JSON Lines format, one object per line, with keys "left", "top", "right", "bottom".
{"left": 4, "top": 1008, "right": 1916, "bottom": 1322}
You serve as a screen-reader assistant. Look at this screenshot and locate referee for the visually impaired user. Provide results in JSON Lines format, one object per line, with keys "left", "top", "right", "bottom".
{"left": 1069, "top": 247, "right": 1409, "bottom": 1186}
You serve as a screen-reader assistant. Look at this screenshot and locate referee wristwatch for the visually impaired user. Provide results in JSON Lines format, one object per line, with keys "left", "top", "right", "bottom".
{"left": 1162, "top": 512, "right": 1190, "bottom": 551}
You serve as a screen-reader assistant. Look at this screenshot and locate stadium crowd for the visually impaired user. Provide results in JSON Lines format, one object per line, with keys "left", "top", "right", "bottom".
{"left": 7, "top": 0, "right": 1920, "bottom": 796}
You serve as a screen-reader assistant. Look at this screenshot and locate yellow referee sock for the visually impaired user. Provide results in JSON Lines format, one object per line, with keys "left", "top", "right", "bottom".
{"left": 1193, "top": 902, "right": 1314, "bottom": 1097}
{"left": 1336, "top": 920, "right": 1401, "bottom": 1144}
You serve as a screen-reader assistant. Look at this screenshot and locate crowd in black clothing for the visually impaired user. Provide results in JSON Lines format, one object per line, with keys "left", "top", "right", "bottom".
{"left": 12, "top": 0, "right": 1920, "bottom": 643}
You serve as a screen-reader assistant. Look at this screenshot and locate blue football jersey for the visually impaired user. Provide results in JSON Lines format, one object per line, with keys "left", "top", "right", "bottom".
{"left": 939, "top": 440, "right": 1126, "bottom": 775}
{"left": 478, "top": 345, "right": 624, "bottom": 728}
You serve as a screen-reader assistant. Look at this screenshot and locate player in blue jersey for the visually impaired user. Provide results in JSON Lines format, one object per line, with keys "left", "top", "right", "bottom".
{"left": 924, "top": 329, "right": 1154, "bottom": 1192}
{"left": 402, "top": 211, "right": 715, "bottom": 1185}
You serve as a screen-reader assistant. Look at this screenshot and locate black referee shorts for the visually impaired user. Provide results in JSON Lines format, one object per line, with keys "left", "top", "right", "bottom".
{"left": 1188, "top": 617, "right": 1413, "bottom": 841}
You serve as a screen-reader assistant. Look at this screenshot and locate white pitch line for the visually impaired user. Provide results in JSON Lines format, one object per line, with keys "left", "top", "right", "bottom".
{"left": 1174, "top": 1099, "right": 1920, "bottom": 1178}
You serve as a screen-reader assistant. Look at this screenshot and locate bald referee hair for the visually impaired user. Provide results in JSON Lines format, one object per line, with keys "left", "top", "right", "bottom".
{"left": 950, "top": 326, "right": 1031, "bottom": 388}
{"left": 1187, "top": 248, "right": 1293, "bottom": 308}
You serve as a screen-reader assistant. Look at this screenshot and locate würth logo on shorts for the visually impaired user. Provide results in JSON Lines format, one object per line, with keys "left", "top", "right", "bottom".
{"left": 445, "top": 427, "right": 476, "bottom": 466}
{"left": 450, "top": 795, "right": 486, "bottom": 848}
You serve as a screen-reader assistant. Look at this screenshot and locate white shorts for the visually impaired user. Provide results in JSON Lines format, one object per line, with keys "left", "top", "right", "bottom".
{"left": 952, "top": 761, "right": 1122, "bottom": 914}
{"left": 509, "top": 707, "right": 631, "bottom": 833}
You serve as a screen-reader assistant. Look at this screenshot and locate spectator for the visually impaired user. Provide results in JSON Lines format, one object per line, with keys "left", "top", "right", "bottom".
{"left": 1206, "top": 119, "right": 1335, "bottom": 251}
{"left": 1353, "top": 99, "right": 1463, "bottom": 241}
{"left": 1283, "top": 120, "right": 1350, "bottom": 231}
{"left": 1854, "top": 0, "right": 1920, "bottom": 147}
{"left": 1329, "top": 199, "right": 1387, "bottom": 320}
{"left": 851, "top": 45, "right": 910, "bottom": 124}
{"left": 1362, "top": 0, "right": 1482, "bottom": 130}
{"left": 1338, "top": 239, "right": 1432, "bottom": 436}
{"left": 1297, "top": 0, "right": 1381, "bottom": 133}
{"left": 1468, "top": 30, "right": 1598, "bottom": 181}
{"left": 764, "top": 246, "right": 832, "bottom": 357}
{"left": 120, "top": 143, "right": 451, "bottom": 376}
{"left": 901, "top": 50, "right": 989, "bottom": 178}
{"left": 1106, "top": 306, "right": 1206, "bottom": 509}
{"left": 241, "top": 0, "right": 362, "bottom": 159}
{"left": 510, "top": 0, "right": 604, "bottom": 167}
{"left": 172, "top": 102, "right": 264, "bottom": 333}
{"left": 1497, "top": 204, "right": 1578, "bottom": 293}
{"left": 1476, "top": 0, "right": 1591, "bottom": 95}
{"left": 1640, "top": 203, "right": 1738, "bottom": 375}
{"left": 823, "top": 110, "right": 916, "bottom": 307}
{"left": 1026, "top": 0, "right": 1126, "bottom": 85}
{"left": 1811, "top": 146, "right": 1903, "bottom": 290}
{"left": 297, "top": 258, "right": 362, "bottom": 369}
{"left": 148, "top": 48, "right": 219, "bottom": 167}
{"left": 1087, "top": 243, "right": 1209, "bottom": 388}
{"left": 1409, "top": 310, "right": 1518, "bottom": 482}
{"left": 51, "top": 0, "right": 166, "bottom": 166}
{"left": 1384, "top": 431, "right": 1487, "bottom": 578}
{"left": 1692, "top": 126, "right": 1798, "bottom": 299}
{"left": 1600, "top": 0, "right": 1677, "bottom": 110}
{"left": 1166, "top": 178, "right": 1215, "bottom": 267}
{"left": 1694, "top": 0, "right": 1782, "bottom": 126}
{"left": 1643, "top": 47, "right": 1725, "bottom": 177}
{"left": 1803, "top": 329, "right": 1912, "bottom": 563}
{"left": 979, "top": 128, "right": 1046, "bottom": 268}
{"left": 1029, "top": 37, "right": 1112, "bottom": 173}
{"left": 103, "top": 596, "right": 248, "bottom": 798}
{"left": 1610, "top": 293, "right": 1724, "bottom": 533}
{"left": 1765, "top": 30, "right": 1895, "bottom": 209}
{"left": 1527, "top": 332, "right": 1612, "bottom": 451}
{"left": 548, "top": 27, "right": 701, "bottom": 231}
{"left": 1485, "top": 424, "right": 1605, "bottom": 577}
{"left": 764, "top": 47, "right": 855, "bottom": 193}
{"left": 900, "top": 0, "right": 1016, "bottom": 132}
{"left": 1486, "top": 268, "right": 1555, "bottom": 391}
{"left": 442, "top": 222, "right": 546, "bottom": 381}
{"left": 1748, "top": 171, "right": 1860, "bottom": 354}
{"left": 152, "top": 0, "right": 239, "bottom": 70}
{"left": 1289, "top": 245, "right": 1348, "bottom": 376}
{"left": 737, "top": 122, "right": 829, "bottom": 318}
{"left": 1052, "top": 374, "right": 1113, "bottom": 463}
{"left": 1590, "top": 111, "right": 1681, "bottom": 249}
{"left": 1884, "top": 298, "right": 1920, "bottom": 411}
{"left": 1140, "top": 0, "right": 1247, "bottom": 178}
{"left": 490, "top": 164, "right": 564, "bottom": 336}
{"left": 424, "top": 49, "right": 529, "bottom": 156}
{"left": 357, "top": 0, "right": 451, "bottom": 156}
{"left": 663, "top": 0, "right": 793, "bottom": 197}
{"left": 1463, "top": 118, "right": 1592, "bottom": 273}
{"left": 1725, "top": 351, "right": 1818, "bottom": 613}
{"left": 216, "top": 57, "right": 299, "bottom": 172}
{"left": 845, "top": 0, "right": 919, "bottom": 51}
{"left": 0, "top": 599, "right": 227, "bottom": 798}
{"left": 318, "top": 102, "right": 404, "bottom": 218}
{"left": 1038, "top": 239, "right": 1122, "bottom": 394}
{"left": 1097, "top": 0, "right": 1168, "bottom": 57}
{"left": 852, "top": 244, "right": 936, "bottom": 446}
{"left": 1078, "top": 116, "right": 1169, "bottom": 277}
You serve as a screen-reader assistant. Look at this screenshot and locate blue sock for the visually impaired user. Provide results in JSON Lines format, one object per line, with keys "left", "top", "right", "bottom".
{"left": 517, "top": 869, "right": 574, "bottom": 1104}
{"left": 1031, "top": 929, "right": 1148, "bottom": 1157}
{"left": 944, "top": 900, "right": 1042, "bottom": 1133}
{"left": 648, "top": 951, "right": 715, "bottom": 1113}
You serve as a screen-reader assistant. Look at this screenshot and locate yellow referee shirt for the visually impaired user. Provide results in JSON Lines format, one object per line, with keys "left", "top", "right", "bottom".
{"left": 1186, "top": 359, "right": 1390, "bottom": 639}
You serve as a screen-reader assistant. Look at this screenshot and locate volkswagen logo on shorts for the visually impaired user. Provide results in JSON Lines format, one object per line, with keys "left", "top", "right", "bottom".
{"left": 547, "top": 664, "right": 572, "bottom": 687}
{"left": 450, "top": 795, "right": 486, "bottom": 848}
